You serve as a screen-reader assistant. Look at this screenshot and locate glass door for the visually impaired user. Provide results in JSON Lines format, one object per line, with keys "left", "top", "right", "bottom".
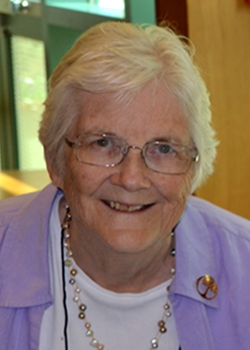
{"left": 0, "top": 0, "right": 46, "bottom": 170}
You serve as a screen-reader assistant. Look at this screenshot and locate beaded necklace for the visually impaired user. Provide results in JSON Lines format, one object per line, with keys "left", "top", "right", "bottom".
{"left": 61, "top": 204, "right": 176, "bottom": 350}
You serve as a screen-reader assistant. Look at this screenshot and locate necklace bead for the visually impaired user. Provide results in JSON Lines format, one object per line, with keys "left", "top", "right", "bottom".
{"left": 159, "top": 326, "right": 167, "bottom": 333}
{"left": 90, "top": 339, "right": 99, "bottom": 347}
{"left": 70, "top": 268, "right": 77, "bottom": 276}
{"left": 79, "top": 312, "right": 86, "bottom": 319}
{"left": 67, "top": 249, "right": 73, "bottom": 258}
{"left": 158, "top": 320, "right": 165, "bottom": 327}
{"left": 86, "top": 330, "right": 94, "bottom": 337}
{"left": 64, "top": 259, "right": 72, "bottom": 267}
{"left": 151, "top": 338, "right": 159, "bottom": 348}
{"left": 164, "top": 302, "right": 170, "bottom": 309}
{"left": 166, "top": 310, "right": 172, "bottom": 317}
{"left": 79, "top": 303, "right": 87, "bottom": 311}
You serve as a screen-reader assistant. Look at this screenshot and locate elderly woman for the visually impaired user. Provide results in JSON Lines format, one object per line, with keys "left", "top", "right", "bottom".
{"left": 1, "top": 21, "right": 250, "bottom": 350}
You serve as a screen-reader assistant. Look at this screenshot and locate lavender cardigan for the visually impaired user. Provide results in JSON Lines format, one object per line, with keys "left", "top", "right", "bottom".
{"left": 1, "top": 184, "right": 250, "bottom": 350}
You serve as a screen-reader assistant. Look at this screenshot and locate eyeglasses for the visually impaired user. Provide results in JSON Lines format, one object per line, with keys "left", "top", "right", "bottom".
{"left": 65, "top": 133, "right": 199, "bottom": 175}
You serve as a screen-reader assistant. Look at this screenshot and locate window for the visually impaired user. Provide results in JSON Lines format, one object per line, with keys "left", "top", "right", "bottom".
{"left": 12, "top": 35, "right": 47, "bottom": 170}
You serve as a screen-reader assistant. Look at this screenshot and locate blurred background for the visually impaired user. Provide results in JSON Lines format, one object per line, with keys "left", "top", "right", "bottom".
{"left": 0, "top": 0, "right": 250, "bottom": 220}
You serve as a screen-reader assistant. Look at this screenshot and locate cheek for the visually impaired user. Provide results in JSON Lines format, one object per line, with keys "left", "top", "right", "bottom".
{"left": 60, "top": 164, "right": 87, "bottom": 201}
{"left": 61, "top": 163, "right": 107, "bottom": 209}
{"left": 62, "top": 170, "right": 95, "bottom": 229}
{"left": 159, "top": 172, "right": 192, "bottom": 201}
{"left": 158, "top": 174, "right": 193, "bottom": 220}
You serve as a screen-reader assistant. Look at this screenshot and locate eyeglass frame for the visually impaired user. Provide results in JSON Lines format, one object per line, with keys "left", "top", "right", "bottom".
{"left": 65, "top": 133, "right": 199, "bottom": 175}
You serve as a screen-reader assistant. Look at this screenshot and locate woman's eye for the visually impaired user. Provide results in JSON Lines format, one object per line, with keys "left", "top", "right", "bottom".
{"left": 95, "top": 138, "right": 110, "bottom": 147}
{"left": 157, "top": 143, "right": 174, "bottom": 154}
{"left": 91, "top": 137, "right": 122, "bottom": 155}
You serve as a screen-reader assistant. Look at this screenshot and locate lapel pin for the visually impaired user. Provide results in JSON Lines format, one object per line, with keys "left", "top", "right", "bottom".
{"left": 196, "top": 275, "right": 218, "bottom": 300}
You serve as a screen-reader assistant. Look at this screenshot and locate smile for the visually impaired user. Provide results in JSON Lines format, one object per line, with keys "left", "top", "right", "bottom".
{"left": 104, "top": 201, "right": 151, "bottom": 212}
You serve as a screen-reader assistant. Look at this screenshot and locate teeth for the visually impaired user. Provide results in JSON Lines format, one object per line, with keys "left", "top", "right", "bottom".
{"left": 108, "top": 201, "right": 144, "bottom": 212}
{"left": 115, "top": 202, "right": 120, "bottom": 210}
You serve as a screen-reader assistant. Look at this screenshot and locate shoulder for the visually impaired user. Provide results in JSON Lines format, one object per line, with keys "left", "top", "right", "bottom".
{"left": 0, "top": 192, "right": 39, "bottom": 230}
{"left": 0, "top": 191, "right": 39, "bottom": 213}
{"left": 187, "top": 195, "right": 250, "bottom": 240}
{"left": 0, "top": 184, "right": 59, "bottom": 239}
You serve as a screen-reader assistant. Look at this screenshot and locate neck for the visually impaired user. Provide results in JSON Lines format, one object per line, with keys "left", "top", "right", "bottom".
{"left": 71, "top": 233, "right": 175, "bottom": 293}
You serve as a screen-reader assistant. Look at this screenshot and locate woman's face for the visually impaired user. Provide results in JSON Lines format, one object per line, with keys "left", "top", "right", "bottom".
{"left": 51, "top": 82, "right": 194, "bottom": 254}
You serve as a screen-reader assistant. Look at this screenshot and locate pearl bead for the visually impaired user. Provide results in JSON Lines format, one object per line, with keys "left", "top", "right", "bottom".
{"left": 70, "top": 268, "right": 77, "bottom": 276}
{"left": 97, "top": 345, "right": 104, "bottom": 350}
{"left": 69, "top": 278, "right": 75, "bottom": 285}
{"left": 64, "top": 259, "right": 72, "bottom": 267}
{"left": 78, "top": 312, "right": 85, "bottom": 319}
{"left": 151, "top": 338, "right": 158, "bottom": 348}
{"left": 158, "top": 320, "right": 165, "bottom": 327}
{"left": 164, "top": 303, "right": 170, "bottom": 310}
{"left": 86, "top": 330, "right": 93, "bottom": 337}
{"left": 159, "top": 327, "right": 167, "bottom": 333}
{"left": 85, "top": 322, "right": 91, "bottom": 329}
{"left": 90, "top": 339, "right": 99, "bottom": 347}
{"left": 79, "top": 304, "right": 87, "bottom": 311}
{"left": 67, "top": 250, "right": 73, "bottom": 257}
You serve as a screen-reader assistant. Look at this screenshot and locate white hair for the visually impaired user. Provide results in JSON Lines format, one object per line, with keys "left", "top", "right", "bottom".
{"left": 39, "top": 21, "right": 218, "bottom": 191}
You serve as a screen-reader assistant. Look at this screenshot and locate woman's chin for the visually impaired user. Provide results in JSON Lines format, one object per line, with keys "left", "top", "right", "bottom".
{"left": 99, "top": 229, "right": 165, "bottom": 255}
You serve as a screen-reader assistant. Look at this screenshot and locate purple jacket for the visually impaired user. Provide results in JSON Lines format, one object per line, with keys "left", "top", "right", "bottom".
{"left": 1, "top": 184, "right": 250, "bottom": 350}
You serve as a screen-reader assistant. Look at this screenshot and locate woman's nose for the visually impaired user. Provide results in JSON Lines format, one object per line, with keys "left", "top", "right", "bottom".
{"left": 110, "top": 150, "right": 151, "bottom": 191}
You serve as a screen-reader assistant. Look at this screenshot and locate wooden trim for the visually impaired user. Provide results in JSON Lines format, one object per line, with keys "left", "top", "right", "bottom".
{"left": 155, "top": 0, "right": 188, "bottom": 36}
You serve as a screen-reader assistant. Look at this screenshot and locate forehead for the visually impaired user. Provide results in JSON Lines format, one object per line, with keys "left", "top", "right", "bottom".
{"left": 74, "top": 82, "right": 190, "bottom": 144}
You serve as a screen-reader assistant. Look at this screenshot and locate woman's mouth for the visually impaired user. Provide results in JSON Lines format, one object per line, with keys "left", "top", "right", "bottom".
{"left": 103, "top": 200, "right": 153, "bottom": 212}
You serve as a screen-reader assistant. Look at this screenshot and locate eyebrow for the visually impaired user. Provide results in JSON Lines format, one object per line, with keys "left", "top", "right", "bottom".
{"left": 149, "top": 136, "right": 189, "bottom": 145}
{"left": 80, "top": 129, "right": 117, "bottom": 137}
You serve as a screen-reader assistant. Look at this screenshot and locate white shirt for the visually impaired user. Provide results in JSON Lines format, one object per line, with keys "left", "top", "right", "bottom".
{"left": 39, "top": 194, "right": 179, "bottom": 350}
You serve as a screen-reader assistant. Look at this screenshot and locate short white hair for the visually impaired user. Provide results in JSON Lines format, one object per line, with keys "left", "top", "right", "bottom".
{"left": 39, "top": 21, "right": 218, "bottom": 191}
